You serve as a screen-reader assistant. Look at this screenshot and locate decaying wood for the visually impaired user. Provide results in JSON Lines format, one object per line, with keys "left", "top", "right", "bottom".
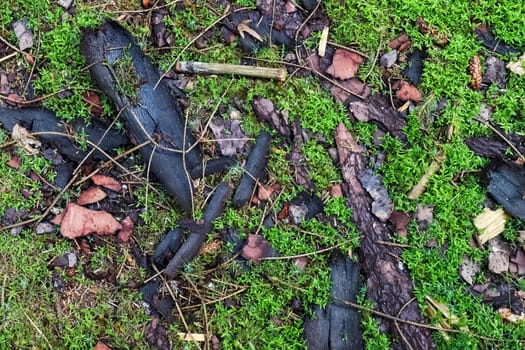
{"left": 0, "top": 107, "right": 129, "bottom": 162}
{"left": 176, "top": 61, "right": 286, "bottom": 81}
{"left": 304, "top": 251, "right": 363, "bottom": 350}
{"left": 335, "top": 123, "right": 436, "bottom": 350}
{"left": 163, "top": 182, "right": 232, "bottom": 277}
{"left": 81, "top": 21, "right": 202, "bottom": 212}
{"left": 232, "top": 131, "right": 271, "bottom": 208}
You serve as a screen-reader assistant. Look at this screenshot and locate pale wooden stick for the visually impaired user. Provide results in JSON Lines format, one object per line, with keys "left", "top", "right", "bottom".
{"left": 176, "top": 61, "right": 286, "bottom": 81}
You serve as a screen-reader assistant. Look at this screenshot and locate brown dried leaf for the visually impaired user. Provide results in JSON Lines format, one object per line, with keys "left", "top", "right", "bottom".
{"left": 83, "top": 92, "right": 103, "bottom": 117}
{"left": 60, "top": 203, "right": 122, "bottom": 239}
{"left": 117, "top": 216, "right": 134, "bottom": 243}
{"left": 94, "top": 341, "right": 112, "bottom": 350}
{"left": 326, "top": 49, "right": 364, "bottom": 80}
{"left": 78, "top": 186, "right": 107, "bottom": 205}
{"left": 237, "top": 20, "right": 264, "bottom": 42}
{"left": 415, "top": 203, "right": 434, "bottom": 230}
{"left": 91, "top": 174, "right": 122, "bottom": 192}
{"left": 488, "top": 237, "right": 510, "bottom": 274}
{"left": 396, "top": 81, "right": 422, "bottom": 103}
{"left": 6, "top": 155, "right": 21, "bottom": 169}
{"left": 241, "top": 234, "right": 273, "bottom": 265}
{"left": 389, "top": 210, "right": 410, "bottom": 237}
{"left": 498, "top": 308, "right": 525, "bottom": 323}
{"left": 388, "top": 34, "right": 411, "bottom": 51}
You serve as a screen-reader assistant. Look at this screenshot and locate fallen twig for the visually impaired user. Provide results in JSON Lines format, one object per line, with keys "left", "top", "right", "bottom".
{"left": 176, "top": 61, "right": 286, "bottom": 81}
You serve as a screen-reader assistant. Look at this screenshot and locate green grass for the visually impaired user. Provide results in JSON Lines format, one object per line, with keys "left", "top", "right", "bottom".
{"left": 1, "top": 0, "right": 525, "bottom": 349}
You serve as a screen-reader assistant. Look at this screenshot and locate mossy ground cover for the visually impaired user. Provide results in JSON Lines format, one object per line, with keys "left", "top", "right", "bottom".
{"left": 1, "top": 0, "right": 524, "bottom": 349}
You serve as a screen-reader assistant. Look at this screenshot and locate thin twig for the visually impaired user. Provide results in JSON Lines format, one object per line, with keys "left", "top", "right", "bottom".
{"left": 154, "top": 7, "right": 252, "bottom": 89}
{"left": 473, "top": 117, "right": 525, "bottom": 162}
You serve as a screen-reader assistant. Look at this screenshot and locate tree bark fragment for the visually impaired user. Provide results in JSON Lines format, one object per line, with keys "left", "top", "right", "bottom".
{"left": 335, "top": 123, "right": 436, "bottom": 350}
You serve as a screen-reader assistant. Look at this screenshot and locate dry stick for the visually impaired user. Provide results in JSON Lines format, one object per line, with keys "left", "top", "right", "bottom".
{"left": 175, "top": 61, "right": 286, "bottom": 81}
{"left": 473, "top": 117, "right": 525, "bottom": 162}
{"left": 337, "top": 299, "right": 506, "bottom": 343}
{"left": 154, "top": 7, "right": 253, "bottom": 89}
{"left": 180, "top": 286, "right": 248, "bottom": 311}
{"left": 364, "top": 38, "right": 382, "bottom": 82}
{"left": 0, "top": 51, "right": 17, "bottom": 64}
{"left": 395, "top": 298, "right": 417, "bottom": 350}
{"left": 151, "top": 265, "right": 201, "bottom": 348}
{"left": 24, "top": 312, "right": 53, "bottom": 350}
{"left": 72, "top": 107, "right": 126, "bottom": 176}
{"left": 0, "top": 88, "right": 72, "bottom": 106}
{"left": 294, "top": 0, "right": 322, "bottom": 66}
{"left": 144, "top": 144, "right": 157, "bottom": 224}
{"left": 186, "top": 277, "right": 211, "bottom": 350}
{"left": 327, "top": 41, "right": 370, "bottom": 59}
{"left": 252, "top": 56, "right": 366, "bottom": 100}
{"left": 260, "top": 241, "right": 353, "bottom": 261}
{"left": 23, "top": 29, "right": 41, "bottom": 97}
{"left": 31, "top": 131, "right": 152, "bottom": 188}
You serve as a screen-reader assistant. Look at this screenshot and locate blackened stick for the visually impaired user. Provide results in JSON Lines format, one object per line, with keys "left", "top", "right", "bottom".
{"left": 232, "top": 131, "right": 271, "bottom": 208}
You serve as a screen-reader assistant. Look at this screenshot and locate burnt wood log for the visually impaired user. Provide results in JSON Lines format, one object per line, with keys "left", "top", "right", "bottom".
{"left": 232, "top": 130, "right": 271, "bottom": 208}
{"left": 486, "top": 161, "right": 525, "bottom": 221}
{"left": 0, "top": 107, "right": 129, "bottom": 162}
{"left": 335, "top": 123, "right": 436, "bottom": 350}
{"left": 164, "top": 182, "right": 232, "bottom": 277}
{"left": 304, "top": 251, "right": 363, "bottom": 350}
{"left": 80, "top": 21, "right": 202, "bottom": 212}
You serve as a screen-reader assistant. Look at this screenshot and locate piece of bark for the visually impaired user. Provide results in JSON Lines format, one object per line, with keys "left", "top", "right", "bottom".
{"left": 474, "top": 26, "right": 519, "bottom": 55}
{"left": 163, "top": 182, "right": 232, "bottom": 277}
{"left": 152, "top": 228, "right": 185, "bottom": 267}
{"left": 335, "top": 123, "right": 435, "bottom": 350}
{"left": 347, "top": 94, "right": 407, "bottom": 141}
{"left": 232, "top": 131, "right": 271, "bottom": 208}
{"left": 0, "top": 107, "right": 129, "bottom": 162}
{"left": 483, "top": 56, "right": 506, "bottom": 89}
{"left": 81, "top": 21, "right": 202, "bottom": 212}
{"left": 202, "top": 182, "right": 232, "bottom": 232}
{"left": 189, "top": 156, "right": 237, "bottom": 179}
{"left": 305, "top": 251, "right": 363, "bottom": 350}
{"left": 405, "top": 48, "right": 427, "bottom": 86}
{"left": 486, "top": 161, "right": 525, "bottom": 221}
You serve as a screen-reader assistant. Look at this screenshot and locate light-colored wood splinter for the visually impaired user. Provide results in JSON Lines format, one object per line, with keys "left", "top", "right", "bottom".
{"left": 175, "top": 61, "right": 286, "bottom": 81}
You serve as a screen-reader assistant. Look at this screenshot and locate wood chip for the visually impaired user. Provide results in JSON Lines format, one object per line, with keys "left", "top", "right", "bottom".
{"left": 474, "top": 208, "right": 507, "bottom": 245}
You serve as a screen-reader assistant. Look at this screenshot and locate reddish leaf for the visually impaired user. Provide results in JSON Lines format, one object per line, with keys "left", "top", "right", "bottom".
{"left": 388, "top": 34, "right": 411, "bottom": 51}
{"left": 60, "top": 203, "right": 122, "bottom": 239}
{"left": 117, "top": 216, "right": 134, "bottom": 243}
{"left": 330, "top": 183, "right": 343, "bottom": 198}
{"left": 51, "top": 211, "right": 65, "bottom": 225}
{"left": 83, "top": 91, "right": 103, "bottom": 117}
{"left": 396, "top": 81, "right": 421, "bottom": 103}
{"left": 241, "top": 234, "right": 273, "bottom": 265}
{"left": 94, "top": 341, "right": 112, "bottom": 350}
{"left": 78, "top": 186, "right": 107, "bottom": 205}
{"left": 326, "top": 49, "right": 364, "bottom": 80}
{"left": 389, "top": 210, "right": 410, "bottom": 237}
{"left": 91, "top": 174, "right": 122, "bottom": 192}
{"left": 6, "top": 155, "right": 21, "bottom": 169}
